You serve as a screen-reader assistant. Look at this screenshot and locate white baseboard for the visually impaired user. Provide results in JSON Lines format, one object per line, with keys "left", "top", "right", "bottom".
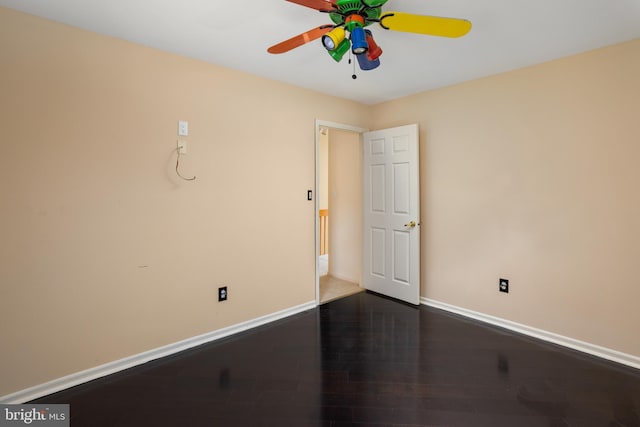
{"left": 1, "top": 300, "right": 316, "bottom": 404}
{"left": 421, "top": 297, "right": 640, "bottom": 371}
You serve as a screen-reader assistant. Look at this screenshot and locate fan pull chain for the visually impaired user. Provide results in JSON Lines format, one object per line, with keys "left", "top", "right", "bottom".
{"left": 349, "top": 50, "right": 357, "bottom": 79}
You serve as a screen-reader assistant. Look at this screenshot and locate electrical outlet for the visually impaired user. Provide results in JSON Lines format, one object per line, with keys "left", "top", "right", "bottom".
{"left": 218, "top": 286, "right": 228, "bottom": 302}
{"left": 177, "top": 140, "right": 187, "bottom": 154}
{"left": 499, "top": 278, "right": 509, "bottom": 293}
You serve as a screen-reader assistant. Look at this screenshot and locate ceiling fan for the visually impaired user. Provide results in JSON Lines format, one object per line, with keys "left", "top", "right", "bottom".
{"left": 267, "top": 0, "right": 472, "bottom": 72}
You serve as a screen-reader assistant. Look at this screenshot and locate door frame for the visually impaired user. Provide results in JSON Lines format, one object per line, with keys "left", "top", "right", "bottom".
{"left": 315, "top": 119, "right": 369, "bottom": 305}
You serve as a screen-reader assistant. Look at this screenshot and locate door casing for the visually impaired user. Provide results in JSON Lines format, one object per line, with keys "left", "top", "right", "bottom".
{"left": 315, "top": 120, "right": 368, "bottom": 304}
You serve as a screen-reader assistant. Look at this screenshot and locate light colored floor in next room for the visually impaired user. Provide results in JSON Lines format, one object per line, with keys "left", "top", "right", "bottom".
{"left": 320, "top": 275, "right": 363, "bottom": 304}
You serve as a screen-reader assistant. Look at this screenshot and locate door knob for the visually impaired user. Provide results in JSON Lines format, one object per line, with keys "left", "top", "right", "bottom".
{"left": 404, "top": 221, "right": 417, "bottom": 228}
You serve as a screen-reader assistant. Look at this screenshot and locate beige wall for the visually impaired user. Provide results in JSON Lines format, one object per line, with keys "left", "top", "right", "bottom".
{"left": 328, "top": 129, "right": 362, "bottom": 283}
{"left": 0, "top": 7, "right": 369, "bottom": 397}
{"left": 371, "top": 39, "right": 640, "bottom": 357}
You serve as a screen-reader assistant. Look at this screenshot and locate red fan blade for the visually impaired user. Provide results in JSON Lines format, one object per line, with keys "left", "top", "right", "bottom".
{"left": 267, "top": 25, "right": 333, "bottom": 54}
{"left": 285, "top": 0, "right": 337, "bottom": 12}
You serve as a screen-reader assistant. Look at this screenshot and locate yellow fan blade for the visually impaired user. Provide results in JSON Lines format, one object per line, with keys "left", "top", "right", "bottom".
{"left": 379, "top": 12, "right": 472, "bottom": 38}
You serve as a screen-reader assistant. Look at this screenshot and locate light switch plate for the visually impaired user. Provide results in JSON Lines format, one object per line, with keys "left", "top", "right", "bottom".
{"left": 178, "top": 120, "right": 189, "bottom": 136}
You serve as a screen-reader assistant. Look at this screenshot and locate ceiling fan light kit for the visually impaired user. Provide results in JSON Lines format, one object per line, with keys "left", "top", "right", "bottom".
{"left": 322, "top": 26, "right": 345, "bottom": 50}
{"left": 268, "top": 0, "right": 472, "bottom": 73}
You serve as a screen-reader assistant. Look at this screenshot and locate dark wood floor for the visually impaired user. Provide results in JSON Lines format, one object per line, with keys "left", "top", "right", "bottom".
{"left": 32, "top": 292, "right": 640, "bottom": 426}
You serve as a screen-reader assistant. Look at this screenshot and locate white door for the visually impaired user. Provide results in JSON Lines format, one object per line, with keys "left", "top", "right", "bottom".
{"left": 362, "top": 124, "right": 420, "bottom": 305}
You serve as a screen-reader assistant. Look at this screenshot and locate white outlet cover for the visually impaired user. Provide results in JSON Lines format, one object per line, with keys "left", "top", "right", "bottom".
{"left": 177, "top": 140, "right": 187, "bottom": 154}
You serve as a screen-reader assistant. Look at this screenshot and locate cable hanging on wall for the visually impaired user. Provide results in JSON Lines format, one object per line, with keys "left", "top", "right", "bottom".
{"left": 175, "top": 146, "right": 196, "bottom": 181}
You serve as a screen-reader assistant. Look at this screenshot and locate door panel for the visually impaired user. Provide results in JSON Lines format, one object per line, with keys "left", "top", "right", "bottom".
{"left": 363, "top": 124, "right": 420, "bottom": 305}
{"left": 371, "top": 228, "right": 386, "bottom": 277}
{"left": 393, "top": 162, "right": 410, "bottom": 214}
{"left": 393, "top": 230, "right": 411, "bottom": 284}
{"left": 370, "top": 164, "right": 386, "bottom": 212}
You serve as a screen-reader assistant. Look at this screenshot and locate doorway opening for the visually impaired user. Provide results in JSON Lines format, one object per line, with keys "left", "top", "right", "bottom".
{"left": 315, "top": 120, "right": 368, "bottom": 304}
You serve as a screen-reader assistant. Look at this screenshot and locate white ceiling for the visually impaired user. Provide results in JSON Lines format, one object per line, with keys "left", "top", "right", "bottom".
{"left": 2, "top": 0, "right": 639, "bottom": 105}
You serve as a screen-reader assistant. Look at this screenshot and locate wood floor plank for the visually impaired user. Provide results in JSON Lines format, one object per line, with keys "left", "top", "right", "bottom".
{"left": 30, "top": 292, "right": 640, "bottom": 426}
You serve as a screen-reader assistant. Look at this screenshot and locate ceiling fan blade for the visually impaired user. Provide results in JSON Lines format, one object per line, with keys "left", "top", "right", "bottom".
{"left": 285, "top": 0, "right": 337, "bottom": 12}
{"left": 267, "top": 25, "right": 333, "bottom": 54}
{"left": 379, "top": 12, "right": 472, "bottom": 38}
